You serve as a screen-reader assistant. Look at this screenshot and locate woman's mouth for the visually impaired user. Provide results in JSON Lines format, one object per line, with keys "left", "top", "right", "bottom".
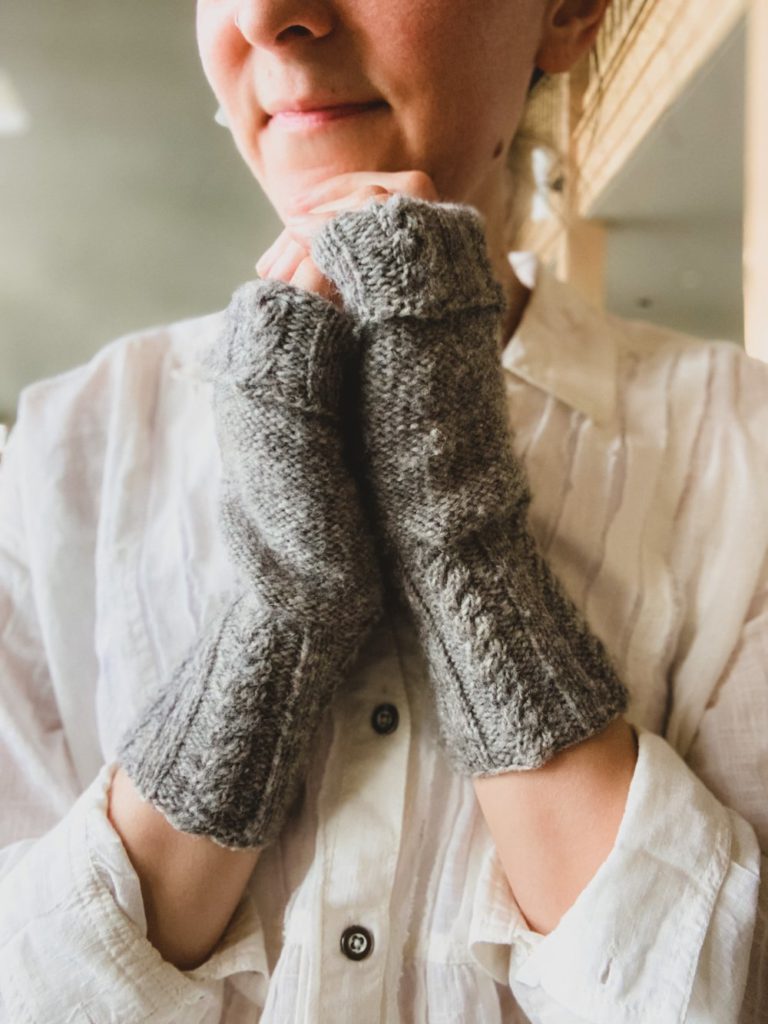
{"left": 267, "top": 101, "right": 388, "bottom": 131}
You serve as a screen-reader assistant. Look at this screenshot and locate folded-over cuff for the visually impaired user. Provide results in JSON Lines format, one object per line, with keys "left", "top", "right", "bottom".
{"left": 0, "top": 760, "right": 269, "bottom": 1023}
{"left": 468, "top": 725, "right": 761, "bottom": 1024}
{"left": 311, "top": 192, "right": 507, "bottom": 322}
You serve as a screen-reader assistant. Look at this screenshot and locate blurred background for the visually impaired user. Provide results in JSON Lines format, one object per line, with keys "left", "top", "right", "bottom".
{"left": 1, "top": 0, "right": 763, "bottom": 432}
{"left": 0, "top": 1, "right": 282, "bottom": 431}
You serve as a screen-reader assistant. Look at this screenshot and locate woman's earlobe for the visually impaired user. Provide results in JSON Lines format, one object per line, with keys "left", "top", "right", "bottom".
{"left": 535, "top": 0, "right": 609, "bottom": 74}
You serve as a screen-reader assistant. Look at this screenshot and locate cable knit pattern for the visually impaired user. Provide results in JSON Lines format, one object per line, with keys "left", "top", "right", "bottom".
{"left": 116, "top": 279, "right": 382, "bottom": 848}
{"left": 312, "top": 193, "right": 629, "bottom": 773}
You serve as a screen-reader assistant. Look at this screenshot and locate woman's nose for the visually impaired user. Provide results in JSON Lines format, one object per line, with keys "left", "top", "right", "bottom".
{"left": 234, "top": 0, "right": 335, "bottom": 48}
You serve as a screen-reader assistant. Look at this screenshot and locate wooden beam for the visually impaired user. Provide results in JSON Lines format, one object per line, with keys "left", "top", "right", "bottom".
{"left": 562, "top": 219, "right": 607, "bottom": 310}
{"left": 562, "top": 57, "right": 606, "bottom": 307}
{"left": 574, "top": 0, "right": 747, "bottom": 216}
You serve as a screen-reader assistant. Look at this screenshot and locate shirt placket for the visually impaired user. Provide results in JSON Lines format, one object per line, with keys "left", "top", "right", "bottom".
{"left": 309, "top": 612, "right": 412, "bottom": 1021}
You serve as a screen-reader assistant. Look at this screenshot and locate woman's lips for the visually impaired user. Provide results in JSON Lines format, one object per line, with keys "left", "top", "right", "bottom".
{"left": 267, "top": 101, "right": 387, "bottom": 131}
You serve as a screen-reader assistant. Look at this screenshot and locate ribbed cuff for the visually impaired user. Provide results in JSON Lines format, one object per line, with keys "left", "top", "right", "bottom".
{"left": 203, "top": 278, "right": 356, "bottom": 417}
{"left": 406, "top": 524, "right": 630, "bottom": 774}
{"left": 311, "top": 193, "right": 507, "bottom": 322}
{"left": 116, "top": 595, "right": 355, "bottom": 849}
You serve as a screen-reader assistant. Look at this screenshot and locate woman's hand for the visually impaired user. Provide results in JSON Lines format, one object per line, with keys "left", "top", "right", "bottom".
{"left": 255, "top": 170, "right": 439, "bottom": 303}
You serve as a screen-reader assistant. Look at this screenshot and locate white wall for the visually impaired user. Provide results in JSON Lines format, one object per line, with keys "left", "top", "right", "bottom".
{"left": 593, "top": 17, "right": 744, "bottom": 344}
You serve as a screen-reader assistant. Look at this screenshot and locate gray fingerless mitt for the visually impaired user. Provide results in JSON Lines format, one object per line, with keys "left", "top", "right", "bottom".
{"left": 312, "top": 193, "right": 629, "bottom": 775}
{"left": 116, "top": 280, "right": 382, "bottom": 848}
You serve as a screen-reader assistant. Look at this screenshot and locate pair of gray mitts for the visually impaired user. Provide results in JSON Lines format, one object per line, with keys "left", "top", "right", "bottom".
{"left": 117, "top": 194, "right": 628, "bottom": 851}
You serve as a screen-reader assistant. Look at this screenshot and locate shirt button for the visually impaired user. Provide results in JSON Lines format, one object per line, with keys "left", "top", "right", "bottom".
{"left": 340, "top": 925, "right": 374, "bottom": 961}
{"left": 371, "top": 703, "right": 399, "bottom": 735}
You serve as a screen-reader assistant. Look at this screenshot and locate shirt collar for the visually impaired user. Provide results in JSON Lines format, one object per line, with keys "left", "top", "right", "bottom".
{"left": 500, "top": 252, "right": 619, "bottom": 427}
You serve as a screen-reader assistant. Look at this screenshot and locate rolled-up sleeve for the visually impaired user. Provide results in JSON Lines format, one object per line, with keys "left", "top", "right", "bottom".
{"left": 0, "top": 410, "right": 269, "bottom": 1023}
{"left": 470, "top": 726, "right": 761, "bottom": 1023}
{"left": 0, "top": 761, "right": 269, "bottom": 1023}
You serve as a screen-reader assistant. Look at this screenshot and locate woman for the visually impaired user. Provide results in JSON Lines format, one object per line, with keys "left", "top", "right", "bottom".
{"left": 0, "top": 1, "right": 765, "bottom": 1021}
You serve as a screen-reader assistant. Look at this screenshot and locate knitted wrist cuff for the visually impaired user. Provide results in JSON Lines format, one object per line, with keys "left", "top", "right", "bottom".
{"left": 407, "top": 525, "right": 630, "bottom": 774}
{"left": 117, "top": 275, "right": 384, "bottom": 850}
{"left": 203, "top": 278, "right": 354, "bottom": 417}
{"left": 116, "top": 594, "right": 356, "bottom": 849}
{"left": 311, "top": 193, "right": 507, "bottom": 323}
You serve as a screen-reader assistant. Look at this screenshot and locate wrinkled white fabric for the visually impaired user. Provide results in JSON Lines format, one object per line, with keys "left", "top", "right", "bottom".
{"left": 0, "top": 253, "right": 766, "bottom": 1023}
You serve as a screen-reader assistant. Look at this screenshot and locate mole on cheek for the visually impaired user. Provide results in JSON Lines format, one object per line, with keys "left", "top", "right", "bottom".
{"left": 492, "top": 140, "right": 504, "bottom": 159}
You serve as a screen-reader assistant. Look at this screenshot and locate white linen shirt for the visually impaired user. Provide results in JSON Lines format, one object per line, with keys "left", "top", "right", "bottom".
{"left": 0, "top": 252, "right": 766, "bottom": 1024}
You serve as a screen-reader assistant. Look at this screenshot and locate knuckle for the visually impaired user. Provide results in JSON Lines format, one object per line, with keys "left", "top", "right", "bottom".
{"left": 404, "top": 170, "right": 436, "bottom": 198}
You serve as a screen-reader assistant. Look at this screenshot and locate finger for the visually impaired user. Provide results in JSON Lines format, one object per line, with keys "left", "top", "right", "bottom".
{"left": 255, "top": 229, "right": 293, "bottom": 277}
{"left": 290, "top": 169, "right": 438, "bottom": 213}
{"left": 255, "top": 230, "right": 288, "bottom": 274}
{"left": 307, "top": 184, "right": 390, "bottom": 214}
{"left": 290, "top": 256, "right": 340, "bottom": 306}
{"left": 288, "top": 173, "right": 388, "bottom": 213}
{"left": 265, "top": 238, "right": 309, "bottom": 284}
{"left": 284, "top": 186, "right": 391, "bottom": 249}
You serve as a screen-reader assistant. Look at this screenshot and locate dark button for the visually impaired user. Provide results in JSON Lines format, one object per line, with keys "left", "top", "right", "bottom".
{"left": 371, "top": 703, "right": 399, "bottom": 735}
{"left": 340, "top": 925, "right": 374, "bottom": 961}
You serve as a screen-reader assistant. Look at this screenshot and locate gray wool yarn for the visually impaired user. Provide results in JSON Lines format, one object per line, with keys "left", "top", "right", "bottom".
{"left": 116, "top": 280, "right": 383, "bottom": 849}
{"left": 312, "top": 192, "right": 629, "bottom": 774}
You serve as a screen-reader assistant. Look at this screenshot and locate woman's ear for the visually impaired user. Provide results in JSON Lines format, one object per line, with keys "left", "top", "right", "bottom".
{"left": 534, "top": 0, "right": 611, "bottom": 75}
